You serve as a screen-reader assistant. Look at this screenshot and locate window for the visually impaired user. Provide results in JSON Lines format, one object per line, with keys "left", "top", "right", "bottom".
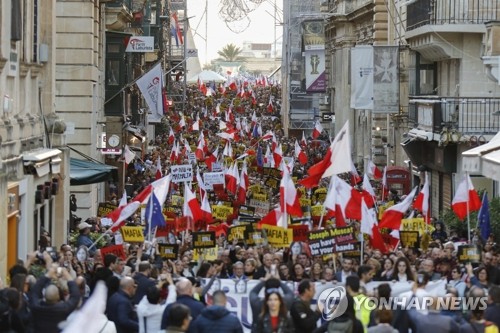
{"left": 416, "top": 54, "right": 437, "bottom": 95}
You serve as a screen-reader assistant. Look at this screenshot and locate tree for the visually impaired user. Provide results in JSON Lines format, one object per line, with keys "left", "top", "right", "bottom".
{"left": 217, "top": 43, "right": 244, "bottom": 62}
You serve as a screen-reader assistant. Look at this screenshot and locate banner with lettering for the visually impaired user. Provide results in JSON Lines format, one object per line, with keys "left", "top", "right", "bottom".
{"left": 399, "top": 231, "right": 420, "bottom": 248}
{"left": 192, "top": 231, "right": 216, "bottom": 249}
{"left": 203, "top": 278, "right": 447, "bottom": 333}
{"left": 203, "top": 172, "right": 225, "bottom": 190}
{"left": 457, "top": 245, "right": 481, "bottom": 263}
{"left": 158, "top": 244, "right": 178, "bottom": 259}
{"left": 100, "top": 244, "right": 126, "bottom": 260}
{"left": 213, "top": 205, "right": 234, "bottom": 220}
{"left": 307, "top": 227, "right": 356, "bottom": 256}
{"left": 97, "top": 202, "right": 117, "bottom": 217}
{"left": 228, "top": 225, "right": 248, "bottom": 243}
{"left": 260, "top": 225, "right": 293, "bottom": 247}
{"left": 193, "top": 246, "right": 219, "bottom": 261}
{"left": 290, "top": 224, "right": 309, "bottom": 242}
{"left": 171, "top": 164, "right": 193, "bottom": 183}
{"left": 121, "top": 226, "right": 145, "bottom": 242}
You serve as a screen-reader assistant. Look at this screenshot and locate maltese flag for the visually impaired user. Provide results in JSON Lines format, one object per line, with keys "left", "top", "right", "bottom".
{"left": 257, "top": 208, "right": 282, "bottom": 228}
{"left": 168, "top": 127, "right": 175, "bottom": 145}
{"left": 183, "top": 183, "right": 203, "bottom": 222}
{"left": 294, "top": 140, "right": 308, "bottom": 165}
{"left": 312, "top": 120, "right": 323, "bottom": 139}
{"left": 301, "top": 131, "right": 307, "bottom": 146}
{"left": 279, "top": 163, "right": 303, "bottom": 219}
{"left": 273, "top": 143, "right": 283, "bottom": 167}
{"left": 362, "top": 173, "right": 376, "bottom": 208}
{"left": 155, "top": 157, "right": 163, "bottom": 180}
{"left": 124, "top": 145, "right": 136, "bottom": 165}
{"left": 451, "top": 174, "right": 481, "bottom": 220}
{"left": 413, "top": 172, "right": 430, "bottom": 221}
{"left": 367, "top": 160, "right": 383, "bottom": 179}
{"left": 379, "top": 186, "right": 418, "bottom": 229}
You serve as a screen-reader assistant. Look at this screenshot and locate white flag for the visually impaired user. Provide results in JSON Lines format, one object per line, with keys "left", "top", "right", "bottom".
{"left": 136, "top": 63, "right": 163, "bottom": 118}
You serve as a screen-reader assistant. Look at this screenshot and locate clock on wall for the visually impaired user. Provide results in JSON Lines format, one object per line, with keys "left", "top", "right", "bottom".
{"left": 107, "top": 134, "right": 120, "bottom": 148}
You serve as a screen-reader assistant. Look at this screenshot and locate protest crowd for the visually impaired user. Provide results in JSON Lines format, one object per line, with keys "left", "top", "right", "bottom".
{"left": 1, "top": 77, "right": 500, "bottom": 333}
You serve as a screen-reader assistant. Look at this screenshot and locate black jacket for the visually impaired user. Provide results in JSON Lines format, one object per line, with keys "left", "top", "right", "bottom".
{"left": 290, "top": 298, "right": 320, "bottom": 333}
{"left": 192, "top": 305, "right": 243, "bottom": 333}
{"left": 30, "top": 276, "right": 81, "bottom": 333}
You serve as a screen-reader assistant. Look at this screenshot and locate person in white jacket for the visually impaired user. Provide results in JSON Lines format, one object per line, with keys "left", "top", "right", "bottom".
{"left": 137, "top": 272, "right": 177, "bottom": 333}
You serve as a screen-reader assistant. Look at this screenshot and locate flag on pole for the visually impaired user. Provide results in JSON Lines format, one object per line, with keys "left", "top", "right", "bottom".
{"left": 312, "top": 120, "right": 323, "bottom": 139}
{"left": 144, "top": 192, "right": 166, "bottom": 235}
{"left": 124, "top": 145, "right": 136, "bottom": 165}
{"left": 155, "top": 157, "right": 162, "bottom": 180}
{"left": 478, "top": 192, "right": 491, "bottom": 241}
{"left": 379, "top": 186, "right": 418, "bottom": 229}
{"left": 413, "top": 172, "right": 430, "bottom": 222}
{"left": 451, "top": 174, "right": 481, "bottom": 220}
{"left": 136, "top": 63, "right": 163, "bottom": 118}
{"left": 367, "top": 160, "right": 383, "bottom": 179}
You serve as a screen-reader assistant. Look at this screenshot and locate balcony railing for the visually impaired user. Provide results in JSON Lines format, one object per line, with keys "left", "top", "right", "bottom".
{"left": 408, "top": 97, "right": 500, "bottom": 135}
{"left": 407, "top": 0, "right": 500, "bottom": 31}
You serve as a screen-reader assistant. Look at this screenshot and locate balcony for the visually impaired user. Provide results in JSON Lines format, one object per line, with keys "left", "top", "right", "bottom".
{"left": 407, "top": 0, "right": 500, "bottom": 31}
{"left": 408, "top": 96, "right": 500, "bottom": 137}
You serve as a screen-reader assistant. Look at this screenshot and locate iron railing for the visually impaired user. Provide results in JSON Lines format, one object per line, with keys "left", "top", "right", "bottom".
{"left": 408, "top": 97, "right": 500, "bottom": 135}
{"left": 407, "top": 0, "right": 500, "bottom": 31}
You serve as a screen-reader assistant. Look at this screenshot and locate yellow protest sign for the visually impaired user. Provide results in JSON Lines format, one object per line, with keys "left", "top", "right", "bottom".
{"left": 401, "top": 218, "right": 435, "bottom": 235}
{"left": 171, "top": 195, "right": 184, "bottom": 207}
{"left": 121, "top": 226, "right": 144, "bottom": 242}
{"left": 261, "top": 225, "right": 293, "bottom": 247}
{"left": 228, "top": 225, "right": 247, "bottom": 242}
{"left": 212, "top": 205, "right": 234, "bottom": 220}
{"left": 252, "top": 192, "right": 267, "bottom": 201}
{"left": 311, "top": 205, "right": 325, "bottom": 217}
{"left": 193, "top": 246, "right": 219, "bottom": 261}
{"left": 248, "top": 184, "right": 261, "bottom": 193}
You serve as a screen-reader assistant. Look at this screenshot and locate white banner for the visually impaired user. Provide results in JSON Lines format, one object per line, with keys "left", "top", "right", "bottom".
{"left": 203, "top": 172, "right": 225, "bottom": 190}
{"left": 373, "top": 46, "right": 399, "bottom": 113}
{"left": 203, "top": 279, "right": 447, "bottom": 333}
{"left": 125, "top": 36, "right": 154, "bottom": 52}
{"left": 136, "top": 63, "right": 163, "bottom": 118}
{"left": 170, "top": 164, "right": 193, "bottom": 183}
{"left": 350, "top": 46, "right": 374, "bottom": 110}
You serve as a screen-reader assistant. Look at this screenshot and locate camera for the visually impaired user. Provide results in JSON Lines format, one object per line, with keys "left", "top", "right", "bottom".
{"left": 37, "top": 247, "right": 59, "bottom": 264}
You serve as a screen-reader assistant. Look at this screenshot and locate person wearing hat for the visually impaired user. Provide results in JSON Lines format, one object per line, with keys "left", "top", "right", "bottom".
{"left": 76, "top": 221, "right": 95, "bottom": 256}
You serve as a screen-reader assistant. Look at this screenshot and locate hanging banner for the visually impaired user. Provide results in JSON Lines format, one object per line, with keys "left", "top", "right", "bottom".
{"left": 302, "top": 20, "right": 326, "bottom": 93}
{"left": 350, "top": 46, "right": 374, "bottom": 110}
{"left": 136, "top": 63, "right": 163, "bottom": 118}
{"left": 125, "top": 36, "right": 154, "bottom": 52}
{"left": 373, "top": 46, "right": 399, "bottom": 113}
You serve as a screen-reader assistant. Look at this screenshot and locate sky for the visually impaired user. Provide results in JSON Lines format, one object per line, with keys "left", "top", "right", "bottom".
{"left": 187, "top": 0, "right": 283, "bottom": 66}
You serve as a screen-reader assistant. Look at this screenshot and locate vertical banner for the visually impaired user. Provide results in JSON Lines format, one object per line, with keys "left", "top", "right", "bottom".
{"left": 136, "top": 63, "right": 163, "bottom": 118}
{"left": 305, "top": 49, "right": 326, "bottom": 92}
{"left": 302, "top": 20, "right": 326, "bottom": 93}
{"left": 350, "top": 46, "right": 374, "bottom": 110}
{"left": 373, "top": 46, "right": 399, "bottom": 113}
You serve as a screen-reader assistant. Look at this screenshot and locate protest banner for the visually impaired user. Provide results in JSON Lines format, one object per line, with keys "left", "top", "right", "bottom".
{"left": 193, "top": 246, "right": 218, "bottom": 261}
{"left": 307, "top": 227, "right": 356, "bottom": 256}
{"left": 401, "top": 218, "right": 435, "bottom": 235}
{"left": 158, "top": 244, "right": 178, "bottom": 259}
{"left": 249, "top": 199, "right": 270, "bottom": 217}
{"left": 192, "top": 231, "right": 216, "bottom": 249}
{"left": 251, "top": 192, "right": 267, "bottom": 201}
{"left": 239, "top": 205, "right": 255, "bottom": 217}
{"left": 97, "top": 202, "right": 117, "bottom": 217}
{"left": 265, "top": 177, "right": 279, "bottom": 190}
{"left": 121, "top": 226, "right": 144, "bottom": 242}
{"left": 211, "top": 162, "right": 223, "bottom": 172}
{"left": 171, "top": 195, "right": 183, "bottom": 207}
{"left": 260, "top": 225, "right": 293, "bottom": 247}
{"left": 171, "top": 164, "right": 193, "bottom": 183}
{"left": 202, "top": 278, "right": 447, "bottom": 333}
{"left": 290, "top": 224, "right": 309, "bottom": 242}
{"left": 203, "top": 172, "right": 225, "bottom": 190}
{"left": 457, "top": 244, "right": 481, "bottom": 263}
{"left": 100, "top": 244, "right": 126, "bottom": 260}
{"left": 213, "top": 205, "right": 234, "bottom": 220}
{"left": 313, "top": 187, "right": 327, "bottom": 203}
{"left": 399, "top": 231, "right": 420, "bottom": 248}
{"left": 310, "top": 205, "right": 324, "bottom": 217}
{"left": 228, "top": 225, "right": 247, "bottom": 243}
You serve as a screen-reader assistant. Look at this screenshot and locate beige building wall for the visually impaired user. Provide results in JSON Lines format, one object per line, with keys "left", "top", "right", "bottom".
{"left": 55, "top": 0, "right": 106, "bottom": 221}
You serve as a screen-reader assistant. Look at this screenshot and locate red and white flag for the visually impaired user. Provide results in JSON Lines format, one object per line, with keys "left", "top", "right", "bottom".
{"left": 183, "top": 183, "right": 203, "bottom": 222}
{"left": 273, "top": 143, "right": 283, "bottom": 167}
{"left": 251, "top": 111, "right": 258, "bottom": 127}
{"left": 225, "top": 163, "right": 239, "bottom": 195}
{"left": 312, "top": 120, "right": 323, "bottom": 139}
{"left": 179, "top": 114, "right": 186, "bottom": 128}
{"left": 301, "top": 131, "right": 307, "bottom": 146}
{"left": 381, "top": 166, "right": 388, "bottom": 201}
{"left": 155, "top": 156, "right": 162, "bottom": 180}
{"left": 294, "top": 140, "right": 308, "bottom": 165}
{"left": 237, "top": 162, "right": 248, "bottom": 204}
{"left": 350, "top": 160, "right": 362, "bottom": 185}
{"left": 200, "top": 192, "right": 213, "bottom": 223}
{"left": 257, "top": 208, "right": 282, "bottom": 228}
{"left": 367, "top": 160, "right": 382, "bottom": 179}
{"left": 271, "top": 132, "right": 278, "bottom": 152}
{"left": 322, "top": 121, "right": 352, "bottom": 178}
{"left": 205, "top": 147, "right": 219, "bottom": 171}
{"left": 223, "top": 141, "right": 233, "bottom": 157}
{"left": 413, "top": 172, "right": 430, "bottom": 221}
{"left": 195, "top": 137, "right": 205, "bottom": 160}
{"left": 267, "top": 96, "right": 273, "bottom": 113}
{"left": 168, "top": 127, "right": 175, "bottom": 145}
{"left": 451, "top": 174, "right": 481, "bottom": 220}
{"left": 169, "top": 140, "right": 179, "bottom": 163}
{"left": 280, "top": 163, "right": 303, "bottom": 220}
{"left": 362, "top": 173, "right": 376, "bottom": 208}
{"left": 379, "top": 186, "right": 418, "bottom": 229}
{"left": 136, "top": 63, "right": 163, "bottom": 118}
{"left": 109, "top": 201, "right": 142, "bottom": 233}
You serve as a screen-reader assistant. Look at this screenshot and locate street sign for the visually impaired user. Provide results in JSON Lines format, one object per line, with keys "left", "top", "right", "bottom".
{"left": 186, "top": 49, "right": 198, "bottom": 58}
{"left": 322, "top": 113, "right": 335, "bottom": 122}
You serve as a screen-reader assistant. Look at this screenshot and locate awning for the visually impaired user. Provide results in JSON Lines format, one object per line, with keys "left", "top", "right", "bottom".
{"left": 70, "top": 158, "right": 118, "bottom": 186}
{"left": 462, "top": 131, "right": 500, "bottom": 174}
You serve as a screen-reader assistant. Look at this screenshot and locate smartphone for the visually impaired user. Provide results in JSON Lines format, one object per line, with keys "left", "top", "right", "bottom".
{"left": 417, "top": 274, "right": 424, "bottom": 284}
